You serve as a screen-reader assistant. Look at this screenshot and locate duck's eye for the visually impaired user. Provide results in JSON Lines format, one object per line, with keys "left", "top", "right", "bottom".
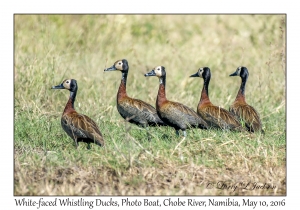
{"left": 66, "top": 81, "right": 69, "bottom": 84}
{"left": 118, "top": 62, "right": 121, "bottom": 65}
{"left": 157, "top": 68, "right": 161, "bottom": 71}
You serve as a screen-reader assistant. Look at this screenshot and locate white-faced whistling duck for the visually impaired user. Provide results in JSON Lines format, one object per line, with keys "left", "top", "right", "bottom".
{"left": 145, "top": 66, "right": 208, "bottom": 137}
{"left": 229, "top": 66, "right": 263, "bottom": 132}
{"left": 52, "top": 79, "right": 105, "bottom": 149}
{"left": 104, "top": 59, "right": 166, "bottom": 138}
{"left": 190, "top": 67, "right": 243, "bottom": 131}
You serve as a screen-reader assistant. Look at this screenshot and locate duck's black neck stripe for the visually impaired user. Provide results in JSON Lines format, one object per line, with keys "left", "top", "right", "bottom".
{"left": 203, "top": 76, "right": 210, "bottom": 97}
{"left": 240, "top": 75, "right": 248, "bottom": 96}
{"left": 159, "top": 75, "right": 166, "bottom": 86}
{"left": 69, "top": 91, "right": 76, "bottom": 109}
{"left": 122, "top": 72, "right": 128, "bottom": 85}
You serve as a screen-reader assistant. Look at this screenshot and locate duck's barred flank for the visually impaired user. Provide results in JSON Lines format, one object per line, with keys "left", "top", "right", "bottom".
{"left": 52, "top": 79, "right": 105, "bottom": 149}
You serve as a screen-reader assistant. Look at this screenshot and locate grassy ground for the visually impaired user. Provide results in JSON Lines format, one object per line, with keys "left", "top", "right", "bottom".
{"left": 14, "top": 14, "right": 286, "bottom": 195}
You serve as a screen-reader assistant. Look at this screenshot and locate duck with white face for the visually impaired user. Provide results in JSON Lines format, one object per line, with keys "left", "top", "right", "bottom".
{"left": 104, "top": 59, "right": 166, "bottom": 140}
{"left": 189, "top": 67, "right": 243, "bottom": 131}
{"left": 52, "top": 79, "right": 105, "bottom": 149}
{"left": 229, "top": 66, "right": 263, "bottom": 133}
{"left": 145, "top": 66, "right": 208, "bottom": 138}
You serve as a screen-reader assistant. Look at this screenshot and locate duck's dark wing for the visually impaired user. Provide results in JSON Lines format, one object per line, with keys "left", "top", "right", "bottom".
{"left": 61, "top": 112, "right": 105, "bottom": 146}
{"left": 229, "top": 103, "right": 262, "bottom": 132}
{"left": 199, "top": 105, "right": 243, "bottom": 131}
{"left": 159, "top": 101, "right": 207, "bottom": 129}
{"left": 117, "top": 97, "right": 166, "bottom": 126}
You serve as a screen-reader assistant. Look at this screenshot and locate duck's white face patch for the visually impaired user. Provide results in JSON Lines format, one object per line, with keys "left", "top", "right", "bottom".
{"left": 114, "top": 60, "right": 123, "bottom": 70}
{"left": 63, "top": 79, "right": 72, "bottom": 89}
{"left": 198, "top": 68, "right": 204, "bottom": 78}
{"left": 236, "top": 66, "right": 242, "bottom": 76}
{"left": 154, "top": 66, "right": 163, "bottom": 77}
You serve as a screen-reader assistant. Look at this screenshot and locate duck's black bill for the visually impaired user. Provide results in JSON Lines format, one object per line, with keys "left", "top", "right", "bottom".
{"left": 229, "top": 72, "right": 238, "bottom": 76}
{"left": 190, "top": 72, "right": 199, "bottom": 77}
{"left": 52, "top": 83, "right": 65, "bottom": 89}
{"left": 104, "top": 65, "right": 117, "bottom": 72}
{"left": 144, "top": 70, "right": 156, "bottom": 77}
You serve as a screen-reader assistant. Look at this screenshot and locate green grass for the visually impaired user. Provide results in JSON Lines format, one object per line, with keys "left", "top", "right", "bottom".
{"left": 14, "top": 14, "right": 286, "bottom": 195}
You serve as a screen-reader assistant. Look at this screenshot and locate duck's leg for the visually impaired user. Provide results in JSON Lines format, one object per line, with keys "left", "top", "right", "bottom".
{"left": 74, "top": 137, "right": 78, "bottom": 149}
{"left": 183, "top": 130, "right": 187, "bottom": 137}
{"left": 145, "top": 125, "right": 151, "bottom": 142}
